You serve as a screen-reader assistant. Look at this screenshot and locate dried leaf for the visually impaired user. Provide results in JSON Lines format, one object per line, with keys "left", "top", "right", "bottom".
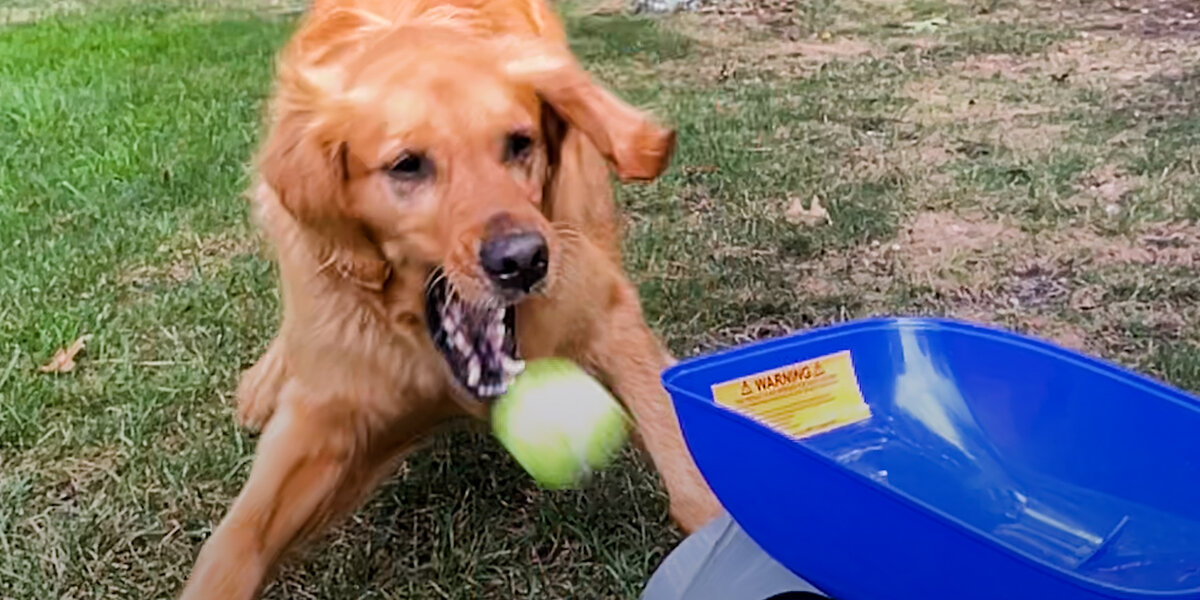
{"left": 785, "top": 196, "right": 832, "bottom": 227}
{"left": 38, "top": 335, "right": 92, "bottom": 374}
{"left": 1069, "top": 286, "right": 1102, "bottom": 311}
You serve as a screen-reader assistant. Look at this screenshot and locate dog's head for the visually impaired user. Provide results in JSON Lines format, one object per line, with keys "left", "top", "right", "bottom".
{"left": 258, "top": 10, "right": 674, "bottom": 399}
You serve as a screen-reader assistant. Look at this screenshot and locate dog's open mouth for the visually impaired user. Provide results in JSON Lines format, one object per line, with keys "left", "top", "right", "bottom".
{"left": 424, "top": 271, "right": 525, "bottom": 399}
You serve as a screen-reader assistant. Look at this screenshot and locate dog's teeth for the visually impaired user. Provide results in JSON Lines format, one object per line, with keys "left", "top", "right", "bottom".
{"left": 467, "top": 356, "right": 481, "bottom": 387}
{"left": 489, "top": 322, "right": 505, "bottom": 346}
{"left": 453, "top": 331, "right": 471, "bottom": 353}
{"left": 501, "top": 372, "right": 516, "bottom": 387}
{"left": 501, "top": 356, "right": 526, "bottom": 376}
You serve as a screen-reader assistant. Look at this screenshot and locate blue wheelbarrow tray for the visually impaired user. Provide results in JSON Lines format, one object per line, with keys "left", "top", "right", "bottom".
{"left": 661, "top": 317, "right": 1200, "bottom": 600}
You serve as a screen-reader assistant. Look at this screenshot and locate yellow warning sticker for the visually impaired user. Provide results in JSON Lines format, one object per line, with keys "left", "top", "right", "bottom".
{"left": 710, "top": 350, "right": 871, "bottom": 439}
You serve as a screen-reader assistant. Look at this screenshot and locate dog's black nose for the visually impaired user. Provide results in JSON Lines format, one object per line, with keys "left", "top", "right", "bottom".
{"left": 480, "top": 230, "right": 548, "bottom": 292}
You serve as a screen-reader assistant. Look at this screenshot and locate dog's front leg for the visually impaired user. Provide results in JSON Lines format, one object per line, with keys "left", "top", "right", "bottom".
{"left": 180, "top": 391, "right": 359, "bottom": 600}
{"left": 581, "top": 280, "right": 721, "bottom": 533}
{"left": 179, "top": 376, "right": 451, "bottom": 600}
{"left": 235, "top": 338, "right": 287, "bottom": 432}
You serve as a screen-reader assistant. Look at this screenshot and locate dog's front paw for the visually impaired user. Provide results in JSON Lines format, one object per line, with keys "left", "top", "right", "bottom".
{"left": 236, "top": 391, "right": 276, "bottom": 433}
{"left": 235, "top": 341, "right": 287, "bottom": 432}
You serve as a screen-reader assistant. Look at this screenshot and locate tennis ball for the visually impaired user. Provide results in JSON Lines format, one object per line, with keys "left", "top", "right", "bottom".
{"left": 491, "top": 357, "right": 629, "bottom": 490}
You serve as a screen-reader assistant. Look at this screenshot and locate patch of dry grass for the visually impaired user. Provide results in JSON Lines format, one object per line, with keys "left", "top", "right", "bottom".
{"left": 120, "top": 230, "right": 262, "bottom": 289}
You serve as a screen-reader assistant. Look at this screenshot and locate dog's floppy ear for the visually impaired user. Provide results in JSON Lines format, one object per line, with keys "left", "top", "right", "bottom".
{"left": 257, "top": 110, "right": 349, "bottom": 223}
{"left": 256, "top": 102, "right": 392, "bottom": 288}
{"left": 256, "top": 7, "right": 384, "bottom": 223}
{"left": 508, "top": 43, "right": 676, "bottom": 182}
{"left": 540, "top": 100, "right": 569, "bottom": 171}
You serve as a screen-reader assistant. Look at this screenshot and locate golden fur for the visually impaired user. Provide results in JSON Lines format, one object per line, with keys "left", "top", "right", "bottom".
{"left": 180, "top": 1, "right": 719, "bottom": 597}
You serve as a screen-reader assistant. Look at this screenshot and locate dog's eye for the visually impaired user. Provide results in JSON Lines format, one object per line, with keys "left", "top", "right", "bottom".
{"left": 388, "top": 152, "right": 431, "bottom": 180}
{"left": 504, "top": 132, "right": 534, "bottom": 162}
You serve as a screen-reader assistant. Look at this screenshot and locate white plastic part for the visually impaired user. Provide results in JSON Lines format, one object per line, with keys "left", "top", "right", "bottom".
{"left": 640, "top": 512, "right": 828, "bottom": 600}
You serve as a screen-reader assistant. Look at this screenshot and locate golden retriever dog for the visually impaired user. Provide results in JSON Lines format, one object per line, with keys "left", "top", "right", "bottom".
{"left": 180, "top": 0, "right": 720, "bottom": 597}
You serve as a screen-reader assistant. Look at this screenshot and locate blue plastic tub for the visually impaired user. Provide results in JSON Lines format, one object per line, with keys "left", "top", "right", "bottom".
{"left": 662, "top": 317, "right": 1200, "bottom": 600}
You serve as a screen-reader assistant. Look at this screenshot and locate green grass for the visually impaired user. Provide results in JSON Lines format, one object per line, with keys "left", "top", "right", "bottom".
{"left": 4, "top": 0, "right": 1200, "bottom": 598}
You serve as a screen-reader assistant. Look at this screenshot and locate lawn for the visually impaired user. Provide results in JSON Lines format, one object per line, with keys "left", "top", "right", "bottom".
{"left": 2, "top": 0, "right": 1200, "bottom": 597}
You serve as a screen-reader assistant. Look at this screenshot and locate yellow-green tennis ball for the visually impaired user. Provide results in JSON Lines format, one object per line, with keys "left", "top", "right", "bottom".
{"left": 491, "top": 358, "right": 630, "bottom": 490}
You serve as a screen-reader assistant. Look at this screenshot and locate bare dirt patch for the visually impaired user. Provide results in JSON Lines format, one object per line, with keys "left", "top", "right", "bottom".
{"left": 901, "top": 75, "right": 1053, "bottom": 126}
{"left": 875, "top": 212, "right": 1040, "bottom": 301}
{"left": 955, "top": 53, "right": 1031, "bottom": 81}
{"left": 2, "top": 445, "right": 123, "bottom": 507}
{"left": 849, "top": 131, "right": 956, "bottom": 176}
{"left": 1028, "top": 315, "right": 1091, "bottom": 351}
{"left": 791, "top": 210, "right": 1200, "bottom": 353}
{"left": 899, "top": 72, "right": 1067, "bottom": 159}
{"left": 661, "top": 28, "right": 877, "bottom": 83}
{"left": 1067, "top": 162, "right": 1143, "bottom": 211}
{"left": 949, "top": 41, "right": 1101, "bottom": 86}
{"left": 1052, "top": 221, "right": 1200, "bottom": 268}
{"left": 885, "top": 212, "right": 1200, "bottom": 283}
{"left": 944, "top": 3, "right": 1200, "bottom": 121}
{"left": 794, "top": 210, "right": 1032, "bottom": 308}
{"left": 120, "top": 231, "right": 260, "bottom": 288}
{"left": 660, "top": 0, "right": 880, "bottom": 82}
{"left": 952, "top": 306, "right": 1093, "bottom": 352}
{"left": 844, "top": 130, "right": 963, "bottom": 208}
{"left": 743, "top": 36, "right": 875, "bottom": 78}
{"left": 1052, "top": 0, "right": 1200, "bottom": 41}
{"left": 1001, "top": 122, "right": 1069, "bottom": 153}
{"left": 1038, "top": 35, "right": 1200, "bottom": 87}
{"left": 914, "top": 29, "right": 1200, "bottom": 140}
{"left": 755, "top": 36, "right": 876, "bottom": 75}
{"left": 895, "top": 29, "right": 1200, "bottom": 157}
{"left": 682, "top": 0, "right": 829, "bottom": 38}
